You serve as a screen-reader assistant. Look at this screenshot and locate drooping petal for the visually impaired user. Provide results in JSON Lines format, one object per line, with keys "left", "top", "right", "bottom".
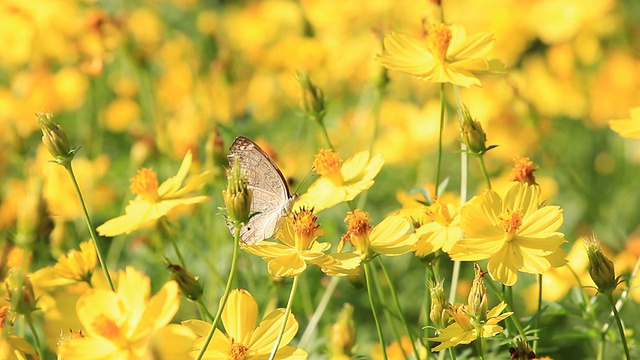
{"left": 487, "top": 244, "right": 521, "bottom": 286}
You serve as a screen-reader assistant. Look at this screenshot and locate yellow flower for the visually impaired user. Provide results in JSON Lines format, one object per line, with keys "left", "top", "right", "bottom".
{"left": 450, "top": 183, "right": 566, "bottom": 286}
{"left": 413, "top": 200, "right": 462, "bottom": 256}
{"left": 57, "top": 267, "right": 180, "bottom": 359}
{"left": 296, "top": 149, "right": 384, "bottom": 212}
{"left": 0, "top": 306, "right": 39, "bottom": 360}
{"left": 53, "top": 240, "right": 97, "bottom": 283}
{"left": 183, "top": 289, "right": 308, "bottom": 359}
{"left": 339, "top": 210, "right": 415, "bottom": 261}
{"left": 428, "top": 302, "right": 512, "bottom": 352}
{"left": 377, "top": 23, "right": 504, "bottom": 88}
{"left": 609, "top": 106, "right": 640, "bottom": 139}
{"left": 242, "top": 208, "right": 361, "bottom": 277}
{"left": 97, "top": 150, "right": 210, "bottom": 237}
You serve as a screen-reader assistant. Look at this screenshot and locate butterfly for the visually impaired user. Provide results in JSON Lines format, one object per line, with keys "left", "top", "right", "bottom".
{"left": 227, "top": 136, "right": 298, "bottom": 244}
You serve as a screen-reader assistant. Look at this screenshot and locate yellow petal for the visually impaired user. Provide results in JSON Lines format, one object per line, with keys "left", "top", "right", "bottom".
{"left": 221, "top": 289, "right": 258, "bottom": 345}
{"left": 134, "top": 280, "right": 180, "bottom": 335}
{"left": 58, "top": 336, "right": 120, "bottom": 360}
{"left": 487, "top": 244, "right": 521, "bottom": 286}
{"left": 158, "top": 150, "right": 193, "bottom": 197}
{"left": 249, "top": 309, "right": 299, "bottom": 353}
{"left": 268, "top": 252, "right": 307, "bottom": 277}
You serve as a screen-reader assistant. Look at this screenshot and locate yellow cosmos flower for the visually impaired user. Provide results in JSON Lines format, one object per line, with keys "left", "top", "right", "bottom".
{"left": 242, "top": 208, "right": 361, "bottom": 277}
{"left": 57, "top": 267, "right": 180, "bottom": 359}
{"left": 428, "top": 302, "right": 512, "bottom": 351}
{"left": 0, "top": 306, "right": 39, "bottom": 360}
{"left": 53, "top": 240, "right": 97, "bottom": 283}
{"left": 413, "top": 200, "right": 462, "bottom": 256}
{"left": 609, "top": 106, "right": 640, "bottom": 139}
{"left": 339, "top": 210, "right": 415, "bottom": 261}
{"left": 183, "top": 289, "right": 307, "bottom": 359}
{"left": 97, "top": 150, "right": 210, "bottom": 237}
{"left": 450, "top": 183, "right": 566, "bottom": 286}
{"left": 377, "top": 23, "right": 505, "bottom": 88}
{"left": 296, "top": 149, "right": 384, "bottom": 212}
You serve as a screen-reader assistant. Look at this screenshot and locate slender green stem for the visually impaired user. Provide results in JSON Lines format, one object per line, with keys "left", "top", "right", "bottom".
{"left": 597, "top": 330, "right": 606, "bottom": 360}
{"left": 484, "top": 280, "right": 526, "bottom": 341}
{"left": 378, "top": 257, "right": 420, "bottom": 360}
{"left": 161, "top": 218, "right": 186, "bottom": 268}
{"left": 317, "top": 116, "right": 334, "bottom": 150}
{"left": 268, "top": 275, "right": 301, "bottom": 360}
{"left": 369, "top": 78, "right": 384, "bottom": 154}
{"left": 474, "top": 325, "right": 484, "bottom": 360}
{"left": 25, "top": 314, "right": 43, "bottom": 360}
{"left": 195, "top": 226, "right": 241, "bottom": 360}
{"left": 423, "top": 265, "right": 433, "bottom": 349}
{"left": 447, "top": 347, "right": 457, "bottom": 360}
{"left": 605, "top": 293, "right": 631, "bottom": 360}
{"left": 601, "top": 256, "right": 640, "bottom": 333}
{"left": 371, "top": 261, "right": 407, "bottom": 360}
{"left": 435, "top": 83, "right": 446, "bottom": 190}
{"left": 477, "top": 156, "right": 491, "bottom": 189}
{"left": 65, "top": 164, "right": 114, "bottom": 291}
{"left": 365, "top": 262, "right": 388, "bottom": 360}
{"left": 197, "top": 299, "right": 214, "bottom": 322}
{"left": 298, "top": 276, "right": 340, "bottom": 348}
{"left": 533, "top": 274, "right": 542, "bottom": 352}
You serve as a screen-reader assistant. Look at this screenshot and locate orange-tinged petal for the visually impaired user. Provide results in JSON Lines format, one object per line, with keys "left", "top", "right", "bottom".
{"left": 76, "top": 289, "right": 126, "bottom": 338}
{"left": 222, "top": 289, "right": 257, "bottom": 345}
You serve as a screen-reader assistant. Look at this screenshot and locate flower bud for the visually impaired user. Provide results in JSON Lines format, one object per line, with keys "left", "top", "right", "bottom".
{"left": 459, "top": 106, "right": 495, "bottom": 156}
{"left": 585, "top": 237, "right": 619, "bottom": 295}
{"left": 297, "top": 71, "right": 326, "bottom": 122}
{"left": 509, "top": 336, "right": 537, "bottom": 360}
{"left": 468, "top": 263, "right": 489, "bottom": 322}
{"left": 429, "top": 278, "right": 451, "bottom": 330}
{"left": 223, "top": 157, "right": 253, "bottom": 227}
{"left": 5, "top": 268, "right": 37, "bottom": 315}
{"left": 330, "top": 303, "right": 356, "bottom": 356}
{"left": 36, "top": 112, "right": 76, "bottom": 165}
{"left": 166, "top": 263, "right": 203, "bottom": 301}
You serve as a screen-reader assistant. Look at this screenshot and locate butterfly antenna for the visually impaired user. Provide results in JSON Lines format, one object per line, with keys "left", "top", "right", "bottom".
{"left": 291, "top": 168, "right": 316, "bottom": 195}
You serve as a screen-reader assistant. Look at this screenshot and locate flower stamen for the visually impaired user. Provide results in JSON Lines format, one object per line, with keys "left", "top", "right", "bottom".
{"left": 129, "top": 168, "right": 159, "bottom": 202}
{"left": 313, "top": 149, "right": 343, "bottom": 182}
{"left": 497, "top": 208, "right": 523, "bottom": 241}
{"left": 426, "top": 23, "right": 452, "bottom": 62}
{"left": 291, "top": 207, "right": 321, "bottom": 250}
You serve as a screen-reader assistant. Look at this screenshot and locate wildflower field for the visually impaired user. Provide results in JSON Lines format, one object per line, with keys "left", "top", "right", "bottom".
{"left": 2, "top": 0, "right": 640, "bottom": 359}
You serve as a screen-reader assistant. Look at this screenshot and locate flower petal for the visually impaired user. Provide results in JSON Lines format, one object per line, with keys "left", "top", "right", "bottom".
{"left": 487, "top": 243, "right": 521, "bottom": 286}
{"left": 221, "top": 289, "right": 258, "bottom": 345}
{"left": 249, "top": 309, "right": 299, "bottom": 353}
{"left": 158, "top": 150, "right": 193, "bottom": 197}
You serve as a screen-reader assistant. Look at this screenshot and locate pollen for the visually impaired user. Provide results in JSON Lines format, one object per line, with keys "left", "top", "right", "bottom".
{"left": 426, "top": 201, "right": 453, "bottom": 226}
{"left": 497, "top": 208, "right": 523, "bottom": 240}
{"left": 92, "top": 314, "right": 121, "bottom": 339}
{"left": 426, "top": 23, "right": 452, "bottom": 62}
{"left": 509, "top": 156, "right": 538, "bottom": 185}
{"left": 292, "top": 207, "right": 321, "bottom": 250}
{"left": 0, "top": 305, "right": 12, "bottom": 329}
{"left": 228, "top": 338, "right": 250, "bottom": 359}
{"left": 313, "top": 149, "right": 342, "bottom": 177}
{"left": 129, "top": 167, "right": 159, "bottom": 202}
{"left": 344, "top": 209, "right": 372, "bottom": 237}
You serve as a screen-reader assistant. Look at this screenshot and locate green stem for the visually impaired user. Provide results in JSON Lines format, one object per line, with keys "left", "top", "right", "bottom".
{"left": 65, "top": 164, "right": 115, "bottom": 291}
{"left": 378, "top": 257, "right": 420, "bottom": 360}
{"left": 161, "top": 218, "right": 186, "bottom": 268}
{"left": 25, "top": 314, "right": 43, "bottom": 360}
{"left": 268, "top": 275, "right": 301, "bottom": 360}
{"left": 533, "top": 274, "right": 542, "bottom": 352}
{"left": 435, "top": 83, "right": 446, "bottom": 191}
{"left": 196, "top": 299, "right": 214, "bottom": 322}
{"left": 317, "top": 116, "right": 334, "bottom": 150}
{"left": 423, "top": 265, "right": 433, "bottom": 349}
{"left": 447, "top": 347, "right": 457, "bottom": 360}
{"left": 477, "top": 156, "right": 491, "bottom": 189}
{"left": 474, "top": 325, "right": 484, "bottom": 360}
{"left": 371, "top": 261, "right": 406, "bottom": 360}
{"left": 365, "top": 261, "right": 388, "bottom": 360}
{"left": 597, "top": 330, "right": 606, "bottom": 360}
{"left": 298, "top": 276, "right": 340, "bottom": 348}
{"left": 369, "top": 77, "right": 384, "bottom": 154}
{"left": 195, "top": 226, "right": 241, "bottom": 360}
{"left": 605, "top": 293, "right": 631, "bottom": 360}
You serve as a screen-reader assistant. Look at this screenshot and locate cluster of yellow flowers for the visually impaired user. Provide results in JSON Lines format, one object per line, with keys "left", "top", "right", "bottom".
{"left": 0, "top": 0, "right": 639, "bottom": 359}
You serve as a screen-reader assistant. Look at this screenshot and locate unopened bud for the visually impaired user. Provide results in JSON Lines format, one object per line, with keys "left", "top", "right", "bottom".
{"left": 166, "top": 263, "right": 203, "bottom": 301}
{"left": 36, "top": 112, "right": 76, "bottom": 165}
{"left": 467, "top": 263, "right": 488, "bottom": 322}
{"left": 509, "top": 336, "right": 537, "bottom": 360}
{"left": 5, "top": 268, "right": 37, "bottom": 315}
{"left": 429, "top": 278, "right": 451, "bottom": 330}
{"left": 297, "top": 71, "right": 326, "bottom": 122}
{"left": 585, "top": 237, "right": 620, "bottom": 295}
{"left": 330, "top": 303, "right": 356, "bottom": 356}
{"left": 459, "top": 106, "right": 495, "bottom": 157}
{"left": 223, "top": 157, "right": 253, "bottom": 226}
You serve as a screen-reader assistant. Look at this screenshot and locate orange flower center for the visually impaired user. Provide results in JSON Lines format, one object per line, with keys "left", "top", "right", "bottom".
{"left": 497, "top": 208, "right": 523, "bottom": 241}
{"left": 426, "top": 201, "right": 454, "bottom": 226}
{"left": 292, "top": 207, "right": 321, "bottom": 250}
{"left": 313, "top": 149, "right": 342, "bottom": 178}
{"left": 509, "top": 156, "right": 538, "bottom": 185}
{"left": 426, "top": 23, "right": 452, "bottom": 62}
{"left": 450, "top": 305, "right": 474, "bottom": 331}
{"left": 0, "top": 305, "right": 11, "bottom": 329}
{"left": 92, "top": 314, "right": 121, "bottom": 339}
{"left": 130, "top": 168, "right": 159, "bottom": 202}
{"left": 228, "top": 339, "right": 250, "bottom": 359}
{"left": 340, "top": 209, "right": 372, "bottom": 254}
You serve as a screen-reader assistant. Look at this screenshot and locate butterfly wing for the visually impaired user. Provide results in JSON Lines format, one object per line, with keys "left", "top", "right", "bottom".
{"left": 227, "top": 136, "right": 295, "bottom": 244}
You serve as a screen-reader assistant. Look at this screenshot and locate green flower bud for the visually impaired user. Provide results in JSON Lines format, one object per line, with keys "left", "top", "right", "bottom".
{"left": 36, "top": 112, "right": 77, "bottom": 165}
{"left": 166, "top": 264, "right": 203, "bottom": 301}
{"left": 297, "top": 71, "right": 326, "bottom": 122}
{"left": 467, "top": 263, "right": 488, "bottom": 322}
{"left": 223, "top": 157, "right": 253, "bottom": 226}
{"left": 459, "top": 105, "right": 496, "bottom": 157}
{"left": 5, "top": 268, "right": 37, "bottom": 315}
{"left": 330, "top": 303, "right": 356, "bottom": 356}
{"left": 585, "top": 237, "right": 620, "bottom": 295}
{"left": 429, "top": 278, "right": 451, "bottom": 330}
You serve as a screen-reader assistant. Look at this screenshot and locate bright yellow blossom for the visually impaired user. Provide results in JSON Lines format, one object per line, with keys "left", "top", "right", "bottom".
{"left": 0, "top": 306, "right": 39, "bottom": 360}
{"left": 428, "top": 302, "right": 512, "bottom": 351}
{"left": 242, "top": 208, "right": 361, "bottom": 277}
{"left": 450, "top": 183, "right": 566, "bottom": 286}
{"left": 296, "top": 149, "right": 383, "bottom": 212}
{"left": 97, "top": 150, "right": 210, "bottom": 237}
{"left": 183, "top": 289, "right": 307, "bottom": 359}
{"left": 339, "top": 210, "right": 415, "bottom": 261}
{"left": 609, "top": 106, "right": 640, "bottom": 139}
{"left": 57, "top": 267, "right": 180, "bottom": 359}
{"left": 413, "top": 200, "right": 462, "bottom": 256}
{"left": 377, "top": 23, "right": 504, "bottom": 88}
{"left": 52, "top": 240, "right": 97, "bottom": 283}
